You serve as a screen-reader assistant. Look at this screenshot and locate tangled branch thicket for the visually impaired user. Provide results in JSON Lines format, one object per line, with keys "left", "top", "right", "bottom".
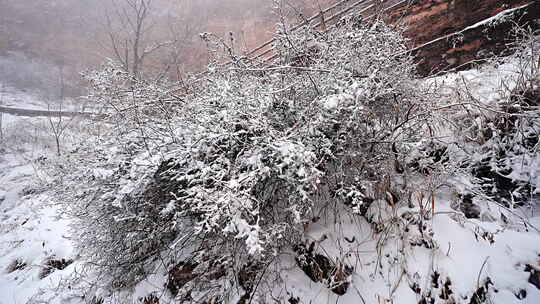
{"left": 63, "top": 15, "right": 440, "bottom": 300}
{"left": 451, "top": 30, "right": 540, "bottom": 209}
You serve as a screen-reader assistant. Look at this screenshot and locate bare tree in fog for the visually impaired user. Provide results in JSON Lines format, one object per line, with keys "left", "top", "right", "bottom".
{"left": 0, "top": 0, "right": 318, "bottom": 92}
{"left": 104, "top": 0, "right": 188, "bottom": 80}
{"left": 46, "top": 67, "right": 76, "bottom": 156}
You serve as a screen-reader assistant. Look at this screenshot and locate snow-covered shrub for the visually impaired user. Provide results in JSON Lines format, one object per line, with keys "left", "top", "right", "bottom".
{"left": 160, "top": 18, "right": 436, "bottom": 265}
{"left": 466, "top": 79, "right": 540, "bottom": 208}
{"left": 47, "top": 137, "right": 158, "bottom": 285}
{"left": 82, "top": 61, "right": 180, "bottom": 142}
{"left": 478, "top": 87, "right": 538, "bottom": 201}
{"left": 436, "top": 31, "right": 540, "bottom": 213}
{"left": 61, "top": 16, "right": 436, "bottom": 299}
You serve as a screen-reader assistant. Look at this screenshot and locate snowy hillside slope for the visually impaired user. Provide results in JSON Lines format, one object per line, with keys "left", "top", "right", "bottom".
{"left": 0, "top": 85, "right": 49, "bottom": 109}
{"left": 0, "top": 153, "right": 76, "bottom": 304}
{"left": 0, "top": 85, "right": 80, "bottom": 304}
{"left": 1, "top": 85, "right": 46, "bottom": 129}
{"left": 1, "top": 84, "right": 84, "bottom": 121}
{"left": 0, "top": 51, "right": 539, "bottom": 304}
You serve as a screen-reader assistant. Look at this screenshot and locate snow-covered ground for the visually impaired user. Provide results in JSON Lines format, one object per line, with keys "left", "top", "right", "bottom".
{"left": 0, "top": 86, "right": 48, "bottom": 110}
{"left": 0, "top": 87, "right": 78, "bottom": 304}
{"left": 0, "top": 153, "right": 76, "bottom": 304}
{"left": 1, "top": 84, "right": 84, "bottom": 127}
{"left": 0, "top": 85, "right": 55, "bottom": 124}
{"left": 274, "top": 193, "right": 540, "bottom": 304}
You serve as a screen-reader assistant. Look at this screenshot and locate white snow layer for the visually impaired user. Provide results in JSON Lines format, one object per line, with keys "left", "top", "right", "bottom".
{"left": 0, "top": 153, "right": 77, "bottom": 304}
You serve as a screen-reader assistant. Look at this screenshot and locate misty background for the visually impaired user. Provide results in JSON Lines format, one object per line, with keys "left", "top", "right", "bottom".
{"left": 0, "top": 0, "right": 332, "bottom": 101}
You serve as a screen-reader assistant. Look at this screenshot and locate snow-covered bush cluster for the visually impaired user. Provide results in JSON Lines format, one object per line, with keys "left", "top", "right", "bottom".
{"left": 443, "top": 33, "right": 540, "bottom": 212}
{"left": 19, "top": 8, "right": 539, "bottom": 303}
{"left": 180, "top": 17, "right": 435, "bottom": 254}
{"left": 468, "top": 83, "right": 540, "bottom": 207}
{"left": 57, "top": 16, "right": 438, "bottom": 298}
